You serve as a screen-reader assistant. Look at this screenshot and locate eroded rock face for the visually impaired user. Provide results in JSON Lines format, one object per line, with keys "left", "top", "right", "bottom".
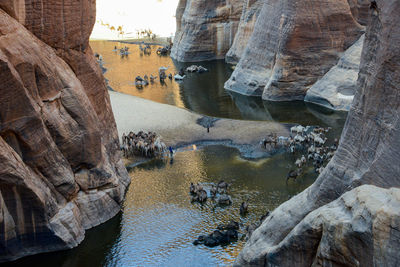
{"left": 348, "top": 0, "right": 371, "bottom": 25}
{"left": 304, "top": 34, "right": 364, "bottom": 111}
{"left": 0, "top": 1, "right": 129, "bottom": 262}
{"left": 225, "top": 0, "right": 264, "bottom": 65}
{"left": 235, "top": 0, "right": 400, "bottom": 265}
{"left": 171, "top": 0, "right": 244, "bottom": 62}
{"left": 225, "top": 0, "right": 364, "bottom": 99}
{"left": 249, "top": 185, "right": 400, "bottom": 266}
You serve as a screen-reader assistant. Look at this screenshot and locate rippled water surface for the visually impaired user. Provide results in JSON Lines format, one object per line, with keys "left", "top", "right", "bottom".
{"left": 8, "top": 41, "right": 349, "bottom": 267}
{"left": 12, "top": 145, "right": 323, "bottom": 267}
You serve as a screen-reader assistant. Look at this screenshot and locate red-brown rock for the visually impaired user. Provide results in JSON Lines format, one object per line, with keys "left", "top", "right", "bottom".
{"left": 0, "top": 1, "right": 129, "bottom": 262}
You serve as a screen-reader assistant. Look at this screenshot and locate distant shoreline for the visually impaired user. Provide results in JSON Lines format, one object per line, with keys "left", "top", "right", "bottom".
{"left": 90, "top": 37, "right": 171, "bottom": 46}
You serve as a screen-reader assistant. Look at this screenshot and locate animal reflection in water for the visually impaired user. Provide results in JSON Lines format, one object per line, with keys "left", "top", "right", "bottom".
{"left": 259, "top": 125, "right": 339, "bottom": 184}
{"left": 121, "top": 131, "right": 167, "bottom": 158}
{"left": 190, "top": 179, "right": 270, "bottom": 247}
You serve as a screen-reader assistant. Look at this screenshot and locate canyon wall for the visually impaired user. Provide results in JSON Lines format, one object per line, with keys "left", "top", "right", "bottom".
{"left": 173, "top": 0, "right": 369, "bottom": 110}
{"left": 0, "top": 0, "right": 130, "bottom": 262}
{"left": 235, "top": 0, "right": 400, "bottom": 265}
{"left": 224, "top": 0, "right": 364, "bottom": 100}
{"left": 225, "top": 0, "right": 264, "bottom": 65}
{"left": 304, "top": 34, "right": 364, "bottom": 111}
{"left": 171, "top": 0, "right": 244, "bottom": 62}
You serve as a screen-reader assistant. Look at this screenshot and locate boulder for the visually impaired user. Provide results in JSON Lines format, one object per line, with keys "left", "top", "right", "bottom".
{"left": 304, "top": 34, "right": 365, "bottom": 111}
{"left": 0, "top": 1, "right": 129, "bottom": 262}
{"left": 171, "top": 0, "right": 244, "bottom": 62}
{"left": 235, "top": 0, "right": 400, "bottom": 265}
{"left": 224, "top": 0, "right": 364, "bottom": 99}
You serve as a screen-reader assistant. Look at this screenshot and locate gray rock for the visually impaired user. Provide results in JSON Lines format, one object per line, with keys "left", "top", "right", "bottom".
{"left": 171, "top": 0, "right": 244, "bottom": 62}
{"left": 235, "top": 0, "right": 400, "bottom": 265}
{"left": 304, "top": 34, "right": 365, "bottom": 111}
{"left": 238, "top": 185, "right": 400, "bottom": 266}
{"left": 224, "top": 0, "right": 364, "bottom": 100}
{"left": 225, "top": 0, "right": 264, "bottom": 65}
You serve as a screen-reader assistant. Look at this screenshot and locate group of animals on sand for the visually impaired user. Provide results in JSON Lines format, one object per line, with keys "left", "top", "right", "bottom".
{"left": 121, "top": 131, "right": 167, "bottom": 158}
{"left": 260, "top": 125, "right": 339, "bottom": 184}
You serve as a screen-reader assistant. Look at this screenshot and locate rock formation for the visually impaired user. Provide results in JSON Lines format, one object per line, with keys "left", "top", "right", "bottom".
{"left": 304, "top": 34, "right": 364, "bottom": 111}
{"left": 224, "top": 0, "right": 364, "bottom": 100}
{"left": 0, "top": 1, "right": 129, "bottom": 262}
{"left": 348, "top": 0, "right": 371, "bottom": 26}
{"left": 225, "top": 0, "right": 264, "bottom": 64}
{"left": 243, "top": 185, "right": 400, "bottom": 266}
{"left": 171, "top": 0, "right": 244, "bottom": 62}
{"left": 235, "top": 0, "right": 400, "bottom": 265}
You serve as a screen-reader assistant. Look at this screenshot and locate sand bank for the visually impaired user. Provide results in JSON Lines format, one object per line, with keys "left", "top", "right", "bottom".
{"left": 109, "top": 91, "right": 290, "bottom": 159}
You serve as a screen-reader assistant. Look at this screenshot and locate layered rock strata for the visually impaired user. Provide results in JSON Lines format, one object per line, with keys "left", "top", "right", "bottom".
{"left": 235, "top": 0, "right": 400, "bottom": 265}
{"left": 225, "top": 0, "right": 264, "bottom": 64}
{"left": 304, "top": 34, "right": 365, "bottom": 111}
{"left": 171, "top": 0, "right": 244, "bottom": 62}
{"left": 0, "top": 1, "right": 129, "bottom": 262}
{"left": 224, "top": 0, "right": 364, "bottom": 99}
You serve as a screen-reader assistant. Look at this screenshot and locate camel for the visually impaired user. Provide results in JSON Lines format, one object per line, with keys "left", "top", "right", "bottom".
{"left": 240, "top": 201, "right": 248, "bottom": 216}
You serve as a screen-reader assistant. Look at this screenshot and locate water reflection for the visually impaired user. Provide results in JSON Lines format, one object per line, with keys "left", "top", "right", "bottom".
{"left": 90, "top": 40, "right": 348, "bottom": 128}
{"left": 9, "top": 146, "right": 319, "bottom": 267}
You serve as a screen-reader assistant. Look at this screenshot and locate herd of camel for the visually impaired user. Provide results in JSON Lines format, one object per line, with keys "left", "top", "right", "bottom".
{"left": 134, "top": 64, "right": 208, "bottom": 88}
{"left": 95, "top": 43, "right": 209, "bottom": 89}
{"left": 260, "top": 125, "right": 338, "bottom": 183}
{"left": 189, "top": 180, "right": 272, "bottom": 247}
{"left": 121, "top": 131, "right": 167, "bottom": 158}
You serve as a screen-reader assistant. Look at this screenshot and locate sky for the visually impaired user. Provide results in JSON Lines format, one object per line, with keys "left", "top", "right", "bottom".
{"left": 92, "top": 0, "right": 180, "bottom": 39}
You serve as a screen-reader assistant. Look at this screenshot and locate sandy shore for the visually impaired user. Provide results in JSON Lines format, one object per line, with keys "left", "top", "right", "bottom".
{"left": 109, "top": 91, "right": 290, "bottom": 160}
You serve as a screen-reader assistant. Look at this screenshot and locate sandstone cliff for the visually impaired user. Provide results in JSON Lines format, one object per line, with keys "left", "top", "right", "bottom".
{"left": 0, "top": 1, "right": 129, "bottom": 262}
{"left": 224, "top": 0, "right": 364, "bottom": 100}
{"left": 235, "top": 0, "right": 400, "bottom": 265}
{"left": 171, "top": 0, "right": 244, "bottom": 62}
{"left": 225, "top": 0, "right": 264, "bottom": 65}
{"left": 304, "top": 34, "right": 364, "bottom": 111}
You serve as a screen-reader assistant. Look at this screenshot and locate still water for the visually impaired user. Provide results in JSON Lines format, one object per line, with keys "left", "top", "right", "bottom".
{"left": 11, "top": 145, "right": 320, "bottom": 267}
{"left": 8, "top": 42, "right": 348, "bottom": 266}
{"left": 90, "top": 40, "right": 348, "bottom": 125}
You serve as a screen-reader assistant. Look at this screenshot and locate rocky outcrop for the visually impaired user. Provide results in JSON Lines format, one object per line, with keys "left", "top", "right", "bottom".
{"left": 225, "top": 0, "right": 264, "bottom": 64}
{"left": 0, "top": 1, "right": 129, "bottom": 262}
{"left": 171, "top": 0, "right": 244, "bottom": 62}
{"left": 253, "top": 185, "right": 400, "bottom": 266}
{"left": 242, "top": 185, "right": 400, "bottom": 266}
{"left": 304, "top": 34, "right": 364, "bottom": 111}
{"left": 235, "top": 0, "right": 400, "bottom": 265}
{"left": 225, "top": 0, "right": 364, "bottom": 100}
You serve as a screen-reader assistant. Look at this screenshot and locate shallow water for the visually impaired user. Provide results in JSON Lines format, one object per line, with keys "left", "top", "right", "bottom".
{"left": 11, "top": 145, "right": 320, "bottom": 267}
{"left": 90, "top": 40, "right": 349, "bottom": 125}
